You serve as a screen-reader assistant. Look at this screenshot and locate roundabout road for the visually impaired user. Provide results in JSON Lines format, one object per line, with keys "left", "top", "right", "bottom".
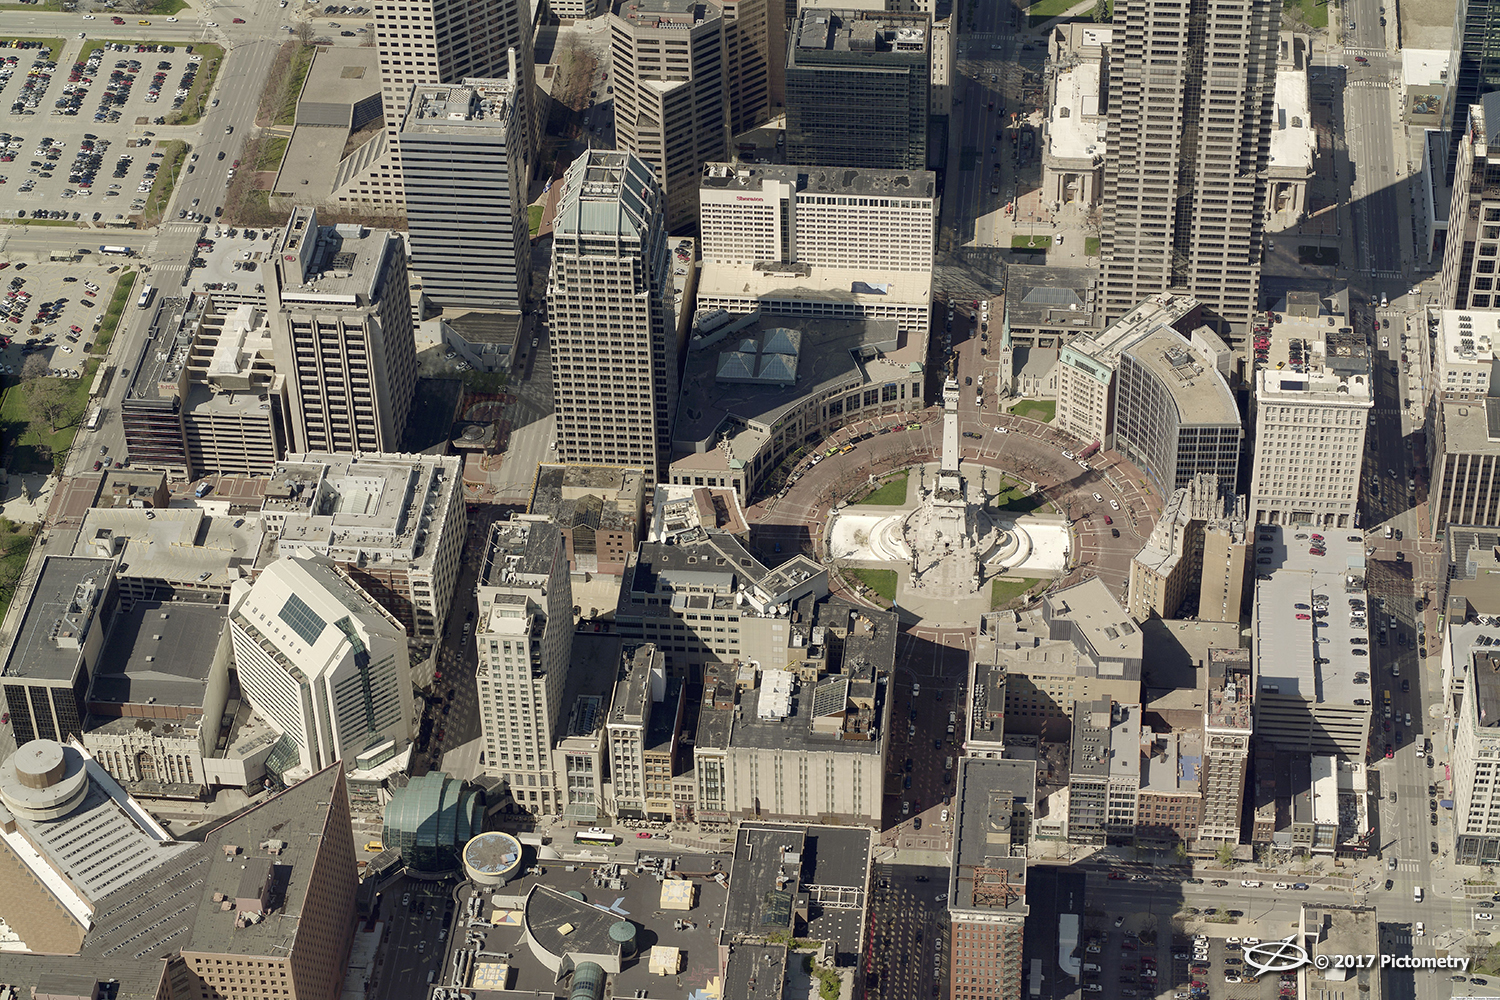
{"left": 744, "top": 410, "right": 1164, "bottom": 616}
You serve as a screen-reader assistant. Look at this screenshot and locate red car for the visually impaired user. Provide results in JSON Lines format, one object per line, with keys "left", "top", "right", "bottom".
{"left": 636, "top": 831, "right": 652, "bottom": 839}
{"left": 1355, "top": 55, "right": 1368, "bottom": 63}
{"left": 232, "top": 16, "right": 245, "bottom": 21}
{"left": 1107, "top": 872, "right": 1126, "bottom": 880}
{"left": 111, "top": 16, "right": 124, "bottom": 23}
{"left": 1385, "top": 746, "right": 1395, "bottom": 759}
{"left": 69, "top": 325, "right": 81, "bottom": 334}
{"left": 1191, "top": 983, "right": 1207, "bottom": 989}
{"left": 93, "top": 460, "right": 102, "bottom": 471}
{"left": 1104, "top": 515, "right": 1113, "bottom": 524}
{"left": 1296, "top": 613, "right": 1310, "bottom": 620}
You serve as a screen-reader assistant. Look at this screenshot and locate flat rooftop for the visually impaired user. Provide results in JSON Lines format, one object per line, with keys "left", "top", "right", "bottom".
{"left": 1045, "top": 577, "right": 1144, "bottom": 664}
{"left": 480, "top": 517, "right": 565, "bottom": 585}
{"left": 1434, "top": 307, "right": 1500, "bottom": 372}
{"left": 88, "top": 601, "right": 226, "bottom": 711}
{"left": 791, "top": 8, "right": 930, "bottom": 56}
{"left": 1251, "top": 526, "right": 1369, "bottom": 704}
{"left": 700, "top": 161, "right": 935, "bottom": 199}
{"left": 696, "top": 263, "right": 932, "bottom": 309}
{"left": 529, "top": 463, "right": 646, "bottom": 533}
{"left": 402, "top": 77, "right": 516, "bottom": 135}
{"left": 124, "top": 296, "right": 202, "bottom": 407}
{"left": 1440, "top": 399, "right": 1500, "bottom": 455}
{"left": 673, "top": 310, "right": 922, "bottom": 457}
{"left": 1206, "top": 647, "right": 1255, "bottom": 733}
{"left": 1002, "top": 263, "right": 1098, "bottom": 331}
{"left": 1270, "top": 67, "right": 1314, "bottom": 176}
{"left": 1256, "top": 306, "right": 1373, "bottom": 399}
{"left": 1047, "top": 61, "right": 1106, "bottom": 162}
{"left": 616, "top": 0, "right": 720, "bottom": 28}
{"left": 72, "top": 508, "right": 266, "bottom": 588}
{"left": 1121, "top": 327, "right": 1240, "bottom": 427}
{"left": 723, "top": 824, "right": 805, "bottom": 935}
{"left": 273, "top": 207, "right": 394, "bottom": 304}
{"left": 951, "top": 757, "right": 1034, "bottom": 913}
{"left": 2, "top": 557, "right": 116, "bottom": 682}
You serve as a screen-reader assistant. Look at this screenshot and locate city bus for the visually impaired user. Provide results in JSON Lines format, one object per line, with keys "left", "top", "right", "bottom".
{"left": 85, "top": 405, "right": 103, "bottom": 431}
{"left": 574, "top": 828, "right": 618, "bottom": 847}
{"left": 98, "top": 245, "right": 134, "bottom": 257}
{"left": 136, "top": 284, "right": 154, "bottom": 309}
{"left": 50, "top": 249, "right": 79, "bottom": 262}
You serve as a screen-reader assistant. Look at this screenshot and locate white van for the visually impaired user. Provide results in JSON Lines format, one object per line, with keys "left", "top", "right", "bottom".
{"left": 1384, "top": 525, "right": 1394, "bottom": 538}
{"left": 1414, "top": 886, "right": 1423, "bottom": 902}
{"left": 941, "top": 808, "right": 950, "bottom": 823}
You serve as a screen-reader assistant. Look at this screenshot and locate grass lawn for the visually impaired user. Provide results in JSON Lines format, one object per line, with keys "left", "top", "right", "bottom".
{"left": 528, "top": 203, "right": 544, "bottom": 237}
{"left": 139, "top": 140, "right": 186, "bottom": 227}
{"left": 11, "top": 216, "right": 85, "bottom": 227}
{"left": 276, "top": 44, "right": 316, "bottom": 126}
{"left": 1025, "top": 0, "right": 1081, "bottom": 19}
{"left": 1012, "top": 234, "right": 1054, "bottom": 249}
{"left": 991, "top": 576, "right": 1041, "bottom": 609}
{"left": 993, "top": 482, "right": 1044, "bottom": 513}
{"left": 1009, "top": 399, "right": 1056, "bottom": 422}
{"left": 166, "top": 43, "right": 225, "bottom": 126}
{"left": 0, "top": 2, "right": 60, "bottom": 10}
{"left": 93, "top": 269, "right": 137, "bottom": 355}
{"left": 145, "top": 0, "right": 192, "bottom": 13}
{"left": 1477, "top": 941, "right": 1500, "bottom": 976}
{"left": 1285, "top": 0, "right": 1328, "bottom": 28}
{"left": 0, "top": 359, "right": 98, "bottom": 474}
{"left": 255, "top": 135, "right": 290, "bottom": 172}
{"left": 1298, "top": 244, "right": 1339, "bottom": 265}
{"left": 1085, "top": 236, "right": 1101, "bottom": 256}
{"left": 0, "top": 520, "right": 37, "bottom": 625}
{"left": 845, "top": 568, "right": 897, "bottom": 603}
{"left": 855, "top": 472, "right": 908, "bottom": 506}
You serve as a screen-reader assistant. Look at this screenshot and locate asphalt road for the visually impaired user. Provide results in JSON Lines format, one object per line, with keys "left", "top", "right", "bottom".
{"left": 1340, "top": 0, "right": 1404, "bottom": 278}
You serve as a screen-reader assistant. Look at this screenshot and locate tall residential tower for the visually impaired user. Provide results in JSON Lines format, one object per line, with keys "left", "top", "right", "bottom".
{"left": 1098, "top": 0, "right": 1278, "bottom": 334}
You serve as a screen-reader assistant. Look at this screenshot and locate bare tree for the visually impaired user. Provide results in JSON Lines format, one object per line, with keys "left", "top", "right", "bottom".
{"left": 20, "top": 354, "right": 49, "bottom": 381}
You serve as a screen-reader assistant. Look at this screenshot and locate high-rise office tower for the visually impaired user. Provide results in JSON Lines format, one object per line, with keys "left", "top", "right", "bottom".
{"left": 1442, "top": 93, "right": 1500, "bottom": 309}
{"left": 784, "top": 9, "right": 930, "bottom": 171}
{"left": 228, "top": 553, "right": 416, "bottom": 782}
{"left": 400, "top": 76, "right": 531, "bottom": 311}
{"left": 1098, "top": 0, "right": 1278, "bottom": 335}
{"left": 609, "top": 0, "right": 731, "bottom": 231}
{"left": 721, "top": 0, "right": 777, "bottom": 134}
{"left": 1445, "top": 0, "right": 1500, "bottom": 184}
{"left": 336, "top": 0, "right": 536, "bottom": 208}
{"left": 267, "top": 207, "right": 418, "bottom": 453}
{"left": 548, "top": 151, "right": 677, "bottom": 481}
{"left": 474, "top": 517, "right": 574, "bottom": 816}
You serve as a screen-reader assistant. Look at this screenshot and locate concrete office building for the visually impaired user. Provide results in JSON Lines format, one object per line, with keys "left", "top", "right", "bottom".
{"left": 1054, "top": 293, "right": 1201, "bottom": 453}
{"left": 0, "top": 761, "right": 358, "bottom": 998}
{"left": 528, "top": 464, "right": 650, "bottom": 577}
{"left": 266, "top": 208, "right": 419, "bottom": 455}
{"left": 1098, "top": 0, "right": 1278, "bottom": 334}
{"left": 1453, "top": 648, "right": 1500, "bottom": 863}
{"left": 604, "top": 643, "right": 686, "bottom": 820}
{"left": 548, "top": 152, "right": 678, "bottom": 482}
{"left": 1432, "top": 307, "right": 1500, "bottom": 402}
{"left": 946, "top": 758, "right": 1033, "bottom": 1000}
{"left": 553, "top": 635, "right": 623, "bottom": 826}
{"left": 400, "top": 77, "right": 531, "bottom": 316}
{"left": 228, "top": 553, "right": 415, "bottom": 782}
{"left": 72, "top": 507, "right": 267, "bottom": 609}
{"left": 1135, "top": 729, "right": 1204, "bottom": 847}
{"left": 1041, "top": 24, "right": 1110, "bottom": 211}
{"left": 81, "top": 601, "right": 230, "bottom": 796}
{"left": 668, "top": 309, "right": 926, "bottom": 499}
{"left": 1444, "top": 0, "right": 1500, "bottom": 185}
{"left": 614, "top": 530, "right": 829, "bottom": 676}
{"left": 698, "top": 162, "right": 936, "bottom": 271}
{"left": 1200, "top": 646, "right": 1255, "bottom": 846}
{"left": 1249, "top": 295, "right": 1373, "bottom": 527}
{"left": 1127, "top": 473, "right": 1249, "bottom": 623}
{"left": 968, "top": 580, "right": 1144, "bottom": 743}
{"left": 1252, "top": 532, "right": 1373, "bottom": 759}
{"left": 474, "top": 517, "right": 575, "bottom": 815}
{"left": 784, "top": 9, "right": 930, "bottom": 171}
{"left": 0, "top": 558, "right": 119, "bottom": 747}
{"left": 1441, "top": 96, "right": 1500, "bottom": 309}
{"left": 260, "top": 452, "right": 466, "bottom": 644}
{"left": 0, "top": 739, "right": 195, "bottom": 956}
{"left": 336, "top": 0, "right": 535, "bottom": 208}
{"left": 1067, "top": 698, "right": 1142, "bottom": 844}
{"left": 1427, "top": 398, "right": 1500, "bottom": 537}
{"left": 609, "top": 0, "right": 731, "bottom": 232}
{"left": 720, "top": 0, "right": 777, "bottom": 136}
{"left": 122, "top": 298, "right": 290, "bottom": 479}
{"left": 692, "top": 608, "right": 894, "bottom": 827}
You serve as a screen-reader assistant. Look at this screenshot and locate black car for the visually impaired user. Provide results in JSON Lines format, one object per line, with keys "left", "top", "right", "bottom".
{"left": 1433, "top": 842, "right": 1441, "bottom": 854}
{"left": 1226, "top": 910, "right": 1244, "bottom": 918}
{"left": 1385, "top": 879, "right": 1394, "bottom": 890}
{"left": 1111, "top": 528, "right": 1119, "bottom": 537}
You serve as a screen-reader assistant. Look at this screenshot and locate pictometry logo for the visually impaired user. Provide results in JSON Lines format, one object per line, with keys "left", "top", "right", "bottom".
{"left": 1242, "top": 936, "right": 1312, "bottom": 978}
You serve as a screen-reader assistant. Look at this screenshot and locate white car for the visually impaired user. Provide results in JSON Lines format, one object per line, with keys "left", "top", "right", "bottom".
{"left": 1224, "top": 977, "right": 1242, "bottom": 984}
{"left": 81, "top": 13, "right": 94, "bottom": 18}
{"left": 1243, "top": 938, "right": 1261, "bottom": 947}
{"left": 1241, "top": 880, "right": 1261, "bottom": 888}
{"left": 166, "top": 15, "right": 178, "bottom": 20}
{"left": 1225, "top": 937, "right": 1241, "bottom": 946}
{"left": 1110, "top": 499, "right": 1121, "bottom": 511}
{"left": 1273, "top": 882, "right": 1290, "bottom": 890}
{"left": 1480, "top": 913, "right": 1495, "bottom": 922}
{"left": 1092, "top": 493, "right": 1104, "bottom": 503}
{"left": 1415, "top": 922, "right": 1425, "bottom": 936}
{"left": 994, "top": 426, "right": 1009, "bottom": 434}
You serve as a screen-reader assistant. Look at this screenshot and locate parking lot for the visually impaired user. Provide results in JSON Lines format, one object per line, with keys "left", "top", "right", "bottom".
{"left": 181, "top": 223, "right": 280, "bottom": 299}
{"left": 0, "top": 258, "right": 130, "bottom": 382}
{"left": 0, "top": 36, "right": 214, "bottom": 227}
{"left": 1083, "top": 921, "right": 1303, "bottom": 1000}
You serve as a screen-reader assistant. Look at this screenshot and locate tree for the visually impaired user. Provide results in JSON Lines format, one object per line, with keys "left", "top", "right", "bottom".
{"left": 1094, "top": 0, "right": 1110, "bottom": 20}
{"left": 1216, "top": 842, "right": 1235, "bottom": 868}
{"left": 295, "top": 21, "right": 314, "bottom": 45}
{"left": 1173, "top": 842, "right": 1189, "bottom": 862}
{"left": 20, "top": 354, "right": 49, "bottom": 381}
{"left": 22, "top": 378, "right": 77, "bottom": 433}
